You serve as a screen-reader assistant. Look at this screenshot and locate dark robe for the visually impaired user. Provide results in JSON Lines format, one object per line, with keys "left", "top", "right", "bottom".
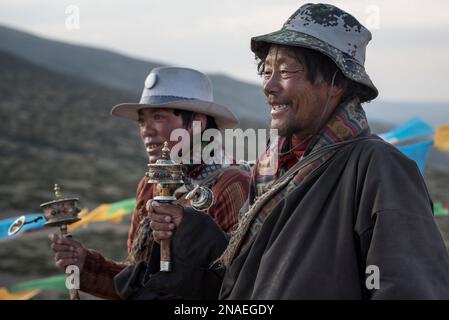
{"left": 117, "top": 137, "right": 449, "bottom": 299}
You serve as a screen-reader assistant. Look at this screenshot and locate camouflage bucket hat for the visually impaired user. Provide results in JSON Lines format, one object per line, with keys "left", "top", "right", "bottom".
{"left": 251, "top": 3, "right": 378, "bottom": 101}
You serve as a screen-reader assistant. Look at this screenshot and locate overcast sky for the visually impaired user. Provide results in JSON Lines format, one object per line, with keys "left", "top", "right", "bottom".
{"left": 1, "top": 0, "right": 448, "bottom": 102}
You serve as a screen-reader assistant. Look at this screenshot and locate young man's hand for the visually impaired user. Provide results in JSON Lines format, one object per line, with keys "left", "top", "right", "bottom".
{"left": 48, "top": 234, "right": 87, "bottom": 272}
{"left": 146, "top": 200, "right": 183, "bottom": 243}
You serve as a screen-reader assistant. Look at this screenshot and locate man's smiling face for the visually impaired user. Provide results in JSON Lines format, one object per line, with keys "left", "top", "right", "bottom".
{"left": 262, "top": 45, "right": 335, "bottom": 138}
{"left": 138, "top": 108, "right": 184, "bottom": 163}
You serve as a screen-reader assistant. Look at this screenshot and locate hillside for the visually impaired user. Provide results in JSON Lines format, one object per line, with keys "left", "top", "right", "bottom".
{"left": 0, "top": 50, "right": 146, "bottom": 214}
{"left": 0, "top": 24, "right": 269, "bottom": 128}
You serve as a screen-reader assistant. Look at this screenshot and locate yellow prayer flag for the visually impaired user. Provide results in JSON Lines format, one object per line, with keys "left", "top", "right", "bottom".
{"left": 67, "top": 205, "right": 109, "bottom": 232}
{"left": 435, "top": 124, "right": 449, "bottom": 151}
{"left": 0, "top": 287, "right": 40, "bottom": 300}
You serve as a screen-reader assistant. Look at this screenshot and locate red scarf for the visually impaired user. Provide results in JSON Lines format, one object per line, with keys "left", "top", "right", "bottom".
{"left": 277, "top": 135, "right": 313, "bottom": 175}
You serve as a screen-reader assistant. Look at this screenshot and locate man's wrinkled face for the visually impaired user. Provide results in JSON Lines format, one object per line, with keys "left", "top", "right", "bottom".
{"left": 138, "top": 108, "right": 184, "bottom": 163}
{"left": 262, "top": 45, "right": 333, "bottom": 138}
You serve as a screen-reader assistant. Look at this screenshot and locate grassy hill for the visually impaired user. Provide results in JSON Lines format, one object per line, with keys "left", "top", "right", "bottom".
{"left": 0, "top": 50, "right": 146, "bottom": 215}
{"left": 0, "top": 24, "right": 269, "bottom": 129}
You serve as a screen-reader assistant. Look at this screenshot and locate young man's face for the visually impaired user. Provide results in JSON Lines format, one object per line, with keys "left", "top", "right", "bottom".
{"left": 262, "top": 45, "right": 335, "bottom": 138}
{"left": 138, "top": 108, "right": 184, "bottom": 163}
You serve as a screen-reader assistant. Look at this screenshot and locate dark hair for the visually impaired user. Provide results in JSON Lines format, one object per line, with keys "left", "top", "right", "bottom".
{"left": 255, "top": 44, "right": 373, "bottom": 103}
{"left": 173, "top": 109, "right": 218, "bottom": 131}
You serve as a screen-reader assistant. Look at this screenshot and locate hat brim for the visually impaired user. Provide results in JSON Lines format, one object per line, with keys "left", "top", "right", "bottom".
{"left": 111, "top": 100, "right": 239, "bottom": 130}
{"left": 251, "top": 29, "right": 378, "bottom": 101}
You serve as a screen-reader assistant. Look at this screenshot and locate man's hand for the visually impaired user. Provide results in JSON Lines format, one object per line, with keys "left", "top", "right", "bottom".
{"left": 49, "top": 234, "right": 87, "bottom": 272}
{"left": 147, "top": 200, "right": 183, "bottom": 243}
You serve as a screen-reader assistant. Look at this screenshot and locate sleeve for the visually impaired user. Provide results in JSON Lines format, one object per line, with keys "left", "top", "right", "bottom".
{"left": 355, "top": 142, "right": 449, "bottom": 299}
{"left": 208, "top": 168, "right": 250, "bottom": 232}
{"left": 126, "top": 203, "right": 141, "bottom": 254}
{"left": 79, "top": 176, "right": 149, "bottom": 299}
{"left": 80, "top": 249, "right": 127, "bottom": 299}
{"left": 138, "top": 207, "right": 230, "bottom": 299}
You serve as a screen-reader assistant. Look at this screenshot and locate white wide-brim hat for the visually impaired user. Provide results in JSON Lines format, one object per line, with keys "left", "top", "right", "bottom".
{"left": 111, "top": 67, "right": 239, "bottom": 130}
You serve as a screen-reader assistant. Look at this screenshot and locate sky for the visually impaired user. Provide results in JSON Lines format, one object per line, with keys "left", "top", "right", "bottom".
{"left": 1, "top": 0, "right": 449, "bottom": 102}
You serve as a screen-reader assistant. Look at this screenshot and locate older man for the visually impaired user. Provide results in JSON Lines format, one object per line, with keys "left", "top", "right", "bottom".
{"left": 48, "top": 67, "right": 250, "bottom": 299}
{"left": 144, "top": 4, "right": 449, "bottom": 299}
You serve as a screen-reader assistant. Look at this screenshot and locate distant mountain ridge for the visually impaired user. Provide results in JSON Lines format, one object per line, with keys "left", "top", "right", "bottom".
{"left": 2, "top": 24, "right": 448, "bottom": 129}
{"left": 365, "top": 100, "right": 449, "bottom": 128}
{"left": 0, "top": 50, "right": 142, "bottom": 214}
{"left": 0, "top": 24, "right": 160, "bottom": 94}
{"left": 0, "top": 24, "right": 269, "bottom": 129}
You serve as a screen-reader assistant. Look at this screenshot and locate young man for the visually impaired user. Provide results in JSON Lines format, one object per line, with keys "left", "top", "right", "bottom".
{"left": 144, "top": 4, "right": 449, "bottom": 299}
{"left": 49, "top": 67, "right": 250, "bottom": 299}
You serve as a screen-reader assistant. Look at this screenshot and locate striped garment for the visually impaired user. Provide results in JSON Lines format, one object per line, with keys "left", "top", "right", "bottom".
{"left": 79, "top": 164, "right": 250, "bottom": 299}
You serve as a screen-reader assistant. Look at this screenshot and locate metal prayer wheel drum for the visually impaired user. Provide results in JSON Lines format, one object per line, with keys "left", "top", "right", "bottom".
{"left": 147, "top": 142, "right": 184, "bottom": 201}
{"left": 146, "top": 142, "right": 184, "bottom": 272}
{"left": 40, "top": 184, "right": 81, "bottom": 227}
{"left": 40, "top": 184, "right": 81, "bottom": 300}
